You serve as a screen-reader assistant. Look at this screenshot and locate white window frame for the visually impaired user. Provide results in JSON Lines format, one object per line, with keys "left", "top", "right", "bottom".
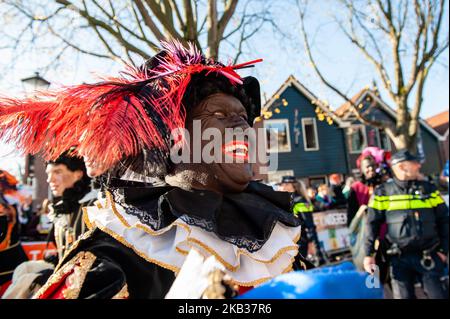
{"left": 347, "top": 124, "right": 367, "bottom": 154}
{"left": 264, "top": 119, "right": 292, "bottom": 153}
{"left": 301, "top": 118, "right": 320, "bottom": 151}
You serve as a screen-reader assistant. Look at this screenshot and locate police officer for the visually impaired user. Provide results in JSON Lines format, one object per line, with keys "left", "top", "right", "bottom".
{"left": 279, "top": 176, "right": 325, "bottom": 265}
{"left": 363, "top": 150, "right": 448, "bottom": 299}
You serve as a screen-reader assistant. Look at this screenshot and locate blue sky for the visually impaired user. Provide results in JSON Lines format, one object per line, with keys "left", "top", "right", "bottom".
{"left": 1, "top": 0, "right": 448, "bottom": 177}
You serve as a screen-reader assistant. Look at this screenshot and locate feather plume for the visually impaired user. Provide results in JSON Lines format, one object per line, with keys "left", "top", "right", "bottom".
{"left": 0, "top": 40, "right": 262, "bottom": 174}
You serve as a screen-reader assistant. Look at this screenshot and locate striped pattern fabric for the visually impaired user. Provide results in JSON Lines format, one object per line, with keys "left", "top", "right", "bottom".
{"left": 368, "top": 191, "right": 445, "bottom": 211}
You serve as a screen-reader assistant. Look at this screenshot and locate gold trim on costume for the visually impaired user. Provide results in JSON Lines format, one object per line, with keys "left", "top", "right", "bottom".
{"left": 229, "top": 275, "right": 273, "bottom": 287}
{"left": 63, "top": 251, "right": 97, "bottom": 299}
{"left": 88, "top": 191, "right": 300, "bottom": 287}
{"left": 105, "top": 191, "right": 299, "bottom": 267}
{"left": 175, "top": 246, "right": 189, "bottom": 255}
{"left": 106, "top": 192, "right": 131, "bottom": 228}
{"left": 95, "top": 201, "right": 103, "bottom": 210}
{"left": 186, "top": 237, "right": 298, "bottom": 272}
{"left": 119, "top": 204, "right": 299, "bottom": 269}
{"left": 54, "top": 229, "right": 96, "bottom": 271}
{"left": 112, "top": 284, "right": 129, "bottom": 299}
{"left": 94, "top": 223, "right": 297, "bottom": 286}
{"left": 82, "top": 207, "right": 93, "bottom": 230}
{"left": 94, "top": 224, "right": 181, "bottom": 274}
{"left": 34, "top": 251, "right": 96, "bottom": 299}
{"left": 135, "top": 221, "right": 189, "bottom": 237}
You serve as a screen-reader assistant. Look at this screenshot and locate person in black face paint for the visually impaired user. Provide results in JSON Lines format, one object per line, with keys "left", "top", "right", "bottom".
{"left": 0, "top": 41, "right": 305, "bottom": 299}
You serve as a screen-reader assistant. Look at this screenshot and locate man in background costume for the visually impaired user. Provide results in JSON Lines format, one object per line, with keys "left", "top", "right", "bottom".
{"left": 1, "top": 152, "right": 96, "bottom": 299}
{"left": 0, "top": 41, "right": 305, "bottom": 299}
{"left": 45, "top": 151, "right": 96, "bottom": 261}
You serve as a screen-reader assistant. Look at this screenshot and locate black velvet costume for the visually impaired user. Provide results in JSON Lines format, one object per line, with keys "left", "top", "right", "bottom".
{"left": 34, "top": 181, "right": 305, "bottom": 299}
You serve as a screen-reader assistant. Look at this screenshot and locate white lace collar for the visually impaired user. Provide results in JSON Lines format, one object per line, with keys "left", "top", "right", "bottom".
{"left": 83, "top": 191, "right": 301, "bottom": 286}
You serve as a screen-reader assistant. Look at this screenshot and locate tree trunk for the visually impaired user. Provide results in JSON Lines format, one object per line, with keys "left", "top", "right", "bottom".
{"left": 390, "top": 132, "right": 418, "bottom": 153}
{"left": 206, "top": 0, "right": 219, "bottom": 59}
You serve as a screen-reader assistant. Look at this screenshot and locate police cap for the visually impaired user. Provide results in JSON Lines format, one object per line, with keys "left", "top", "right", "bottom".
{"left": 391, "top": 149, "right": 419, "bottom": 166}
{"left": 281, "top": 176, "right": 296, "bottom": 184}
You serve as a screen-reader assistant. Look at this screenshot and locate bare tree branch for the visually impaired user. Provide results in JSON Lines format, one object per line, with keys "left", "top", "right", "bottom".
{"left": 47, "top": 24, "right": 112, "bottom": 59}
{"left": 218, "top": 0, "right": 239, "bottom": 39}
{"left": 144, "top": 0, "right": 183, "bottom": 40}
{"left": 337, "top": 17, "right": 397, "bottom": 103}
{"left": 169, "top": 0, "right": 186, "bottom": 32}
{"left": 132, "top": 0, "right": 166, "bottom": 45}
{"left": 297, "top": 0, "right": 392, "bottom": 133}
{"left": 183, "top": 0, "right": 197, "bottom": 42}
{"left": 298, "top": 0, "right": 448, "bottom": 150}
{"left": 54, "top": 0, "right": 151, "bottom": 59}
{"left": 1, "top": 0, "right": 285, "bottom": 80}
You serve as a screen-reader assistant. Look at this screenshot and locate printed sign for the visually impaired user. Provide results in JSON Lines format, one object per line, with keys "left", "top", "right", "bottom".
{"left": 21, "top": 242, "right": 57, "bottom": 261}
{"left": 313, "top": 209, "right": 350, "bottom": 253}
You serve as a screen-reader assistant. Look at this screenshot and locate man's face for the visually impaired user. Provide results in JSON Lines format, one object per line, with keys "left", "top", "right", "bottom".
{"left": 393, "top": 160, "right": 422, "bottom": 180}
{"left": 46, "top": 164, "right": 83, "bottom": 197}
{"left": 361, "top": 158, "right": 377, "bottom": 180}
{"left": 174, "top": 93, "right": 252, "bottom": 193}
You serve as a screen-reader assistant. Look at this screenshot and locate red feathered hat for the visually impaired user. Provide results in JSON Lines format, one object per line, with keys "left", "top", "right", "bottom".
{"left": 0, "top": 41, "right": 262, "bottom": 177}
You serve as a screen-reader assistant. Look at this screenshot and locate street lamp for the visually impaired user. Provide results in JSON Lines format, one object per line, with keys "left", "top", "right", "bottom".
{"left": 21, "top": 72, "right": 51, "bottom": 94}
{"left": 20, "top": 72, "right": 51, "bottom": 203}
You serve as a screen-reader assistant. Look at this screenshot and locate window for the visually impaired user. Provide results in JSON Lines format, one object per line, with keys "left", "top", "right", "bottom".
{"left": 347, "top": 125, "right": 367, "bottom": 154}
{"left": 367, "top": 126, "right": 392, "bottom": 152}
{"left": 308, "top": 176, "right": 327, "bottom": 189}
{"left": 367, "top": 127, "right": 380, "bottom": 147}
{"left": 302, "top": 118, "right": 319, "bottom": 151}
{"left": 264, "top": 119, "right": 291, "bottom": 153}
{"left": 378, "top": 129, "right": 392, "bottom": 151}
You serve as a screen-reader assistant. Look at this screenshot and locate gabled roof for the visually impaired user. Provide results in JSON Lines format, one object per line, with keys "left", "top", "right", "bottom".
{"left": 335, "top": 88, "right": 445, "bottom": 141}
{"left": 335, "top": 88, "right": 368, "bottom": 117}
{"left": 426, "top": 110, "right": 449, "bottom": 136}
{"left": 262, "top": 75, "right": 348, "bottom": 127}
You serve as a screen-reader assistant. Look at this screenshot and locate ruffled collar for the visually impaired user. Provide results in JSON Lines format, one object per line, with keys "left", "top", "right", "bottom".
{"left": 83, "top": 181, "right": 302, "bottom": 286}
{"left": 108, "top": 181, "right": 300, "bottom": 252}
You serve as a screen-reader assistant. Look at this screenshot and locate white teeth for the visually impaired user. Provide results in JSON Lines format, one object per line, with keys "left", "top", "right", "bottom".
{"left": 224, "top": 143, "right": 248, "bottom": 153}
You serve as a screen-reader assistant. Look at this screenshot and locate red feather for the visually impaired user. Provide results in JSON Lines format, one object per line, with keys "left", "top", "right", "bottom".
{"left": 0, "top": 40, "right": 262, "bottom": 173}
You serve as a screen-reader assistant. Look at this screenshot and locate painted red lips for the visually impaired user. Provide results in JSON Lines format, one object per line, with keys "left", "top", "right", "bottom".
{"left": 222, "top": 140, "right": 249, "bottom": 160}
